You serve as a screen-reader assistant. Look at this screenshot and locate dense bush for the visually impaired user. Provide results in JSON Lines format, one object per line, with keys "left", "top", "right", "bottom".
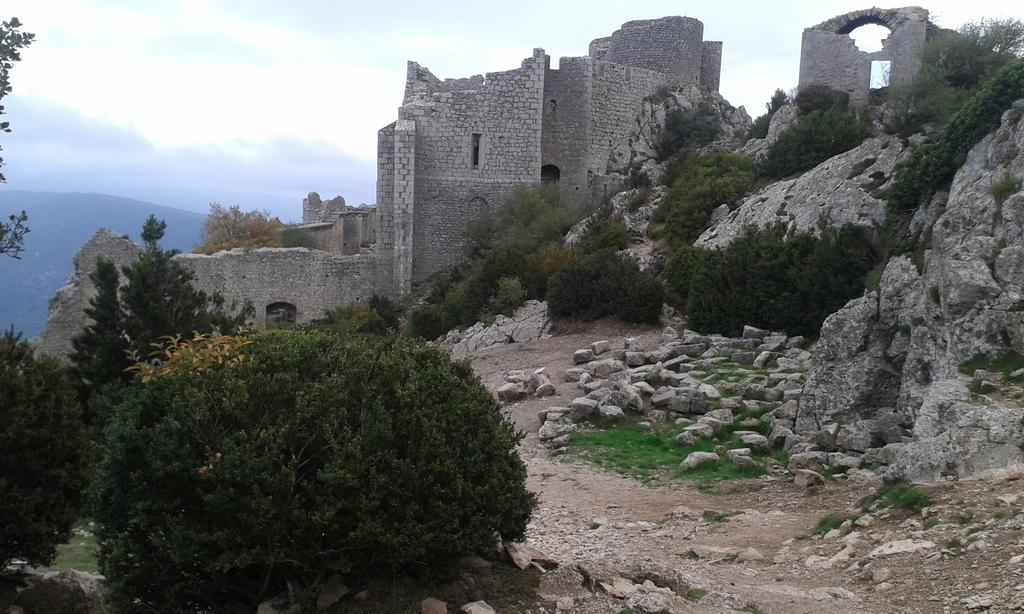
{"left": 758, "top": 108, "right": 872, "bottom": 179}
{"left": 195, "top": 203, "right": 282, "bottom": 254}
{"left": 663, "top": 245, "right": 709, "bottom": 306}
{"left": 684, "top": 225, "right": 879, "bottom": 338}
{"left": 405, "top": 303, "right": 453, "bottom": 341}
{"left": 313, "top": 295, "right": 402, "bottom": 336}
{"left": 409, "top": 185, "right": 576, "bottom": 334}
{"left": 484, "top": 276, "right": 526, "bottom": 319}
{"left": 793, "top": 84, "right": 850, "bottom": 116}
{"left": 887, "top": 59, "right": 1024, "bottom": 213}
{"left": 576, "top": 213, "right": 629, "bottom": 254}
{"left": 656, "top": 102, "right": 722, "bottom": 160}
{"left": 92, "top": 330, "right": 535, "bottom": 612}
{"left": 278, "top": 227, "right": 317, "bottom": 248}
{"left": 0, "top": 330, "right": 88, "bottom": 568}
{"left": 655, "top": 149, "right": 756, "bottom": 248}
{"left": 547, "top": 249, "right": 663, "bottom": 323}
{"left": 463, "top": 184, "right": 570, "bottom": 258}
{"left": 885, "top": 19, "right": 1023, "bottom": 136}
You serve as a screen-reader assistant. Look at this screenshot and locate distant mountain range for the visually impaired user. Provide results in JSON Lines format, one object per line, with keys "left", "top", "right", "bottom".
{"left": 0, "top": 191, "right": 205, "bottom": 337}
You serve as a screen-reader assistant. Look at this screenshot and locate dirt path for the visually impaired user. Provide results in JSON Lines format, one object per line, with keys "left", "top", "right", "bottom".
{"left": 468, "top": 320, "right": 1024, "bottom": 614}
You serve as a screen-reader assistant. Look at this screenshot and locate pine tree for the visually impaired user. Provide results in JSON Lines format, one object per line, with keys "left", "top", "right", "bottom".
{"left": 70, "top": 259, "right": 128, "bottom": 399}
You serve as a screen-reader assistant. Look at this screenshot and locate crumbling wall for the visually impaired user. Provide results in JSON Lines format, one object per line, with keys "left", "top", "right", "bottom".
{"left": 302, "top": 192, "right": 346, "bottom": 224}
{"left": 177, "top": 248, "right": 378, "bottom": 327}
{"left": 798, "top": 7, "right": 929, "bottom": 107}
{"left": 391, "top": 49, "right": 546, "bottom": 285}
{"left": 700, "top": 41, "right": 722, "bottom": 92}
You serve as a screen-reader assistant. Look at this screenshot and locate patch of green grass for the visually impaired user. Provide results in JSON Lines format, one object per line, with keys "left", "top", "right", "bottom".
{"left": 740, "top": 604, "right": 766, "bottom": 614}
{"left": 990, "top": 172, "right": 1021, "bottom": 206}
{"left": 945, "top": 537, "right": 963, "bottom": 550}
{"left": 870, "top": 483, "right": 932, "bottom": 513}
{"left": 959, "top": 351, "right": 1024, "bottom": 380}
{"left": 49, "top": 520, "right": 100, "bottom": 573}
{"left": 569, "top": 421, "right": 772, "bottom": 485}
{"left": 812, "top": 514, "right": 854, "bottom": 535}
{"left": 685, "top": 588, "right": 708, "bottom": 601}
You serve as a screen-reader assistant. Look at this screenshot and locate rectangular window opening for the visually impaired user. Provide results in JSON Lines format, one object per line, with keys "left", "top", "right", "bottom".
{"left": 472, "top": 133, "right": 481, "bottom": 168}
{"left": 870, "top": 60, "right": 891, "bottom": 89}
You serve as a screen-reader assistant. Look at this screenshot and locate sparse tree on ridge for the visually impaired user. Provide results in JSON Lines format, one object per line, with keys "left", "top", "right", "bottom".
{"left": 0, "top": 17, "right": 34, "bottom": 258}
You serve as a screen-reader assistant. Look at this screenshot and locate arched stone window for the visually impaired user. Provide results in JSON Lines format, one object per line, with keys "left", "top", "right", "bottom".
{"left": 541, "top": 164, "right": 561, "bottom": 184}
{"left": 265, "top": 302, "right": 297, "bottom": 328}
{"left": 468, "top": 196, "right": 488, "bottom": 209}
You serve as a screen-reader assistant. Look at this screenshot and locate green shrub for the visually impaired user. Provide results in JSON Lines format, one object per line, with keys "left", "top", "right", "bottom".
{"left": 485, "top": 276, "right": 527, "bottom": 319}
{"left": 547, "top": 249, "right": 663, "bottom": 324}
{"left": 759, "top": 109, "right": 872, "bottom": 179}
{"left": 664, "top": 246, "right": 709, "bottom": 306}
{"left": 656, "top": 149, "right": 756, "bottom": 248}
{"left": 92, "top": 330, "right": 535, "bottom": 612}
{"left": 685, "top": 225, "right": 879, "bottom": 337}
{"left": 313, "top": 296, "right": 402, "bottom": 337}
{"left": 793, "top": 84, "right": 849, "bottom": 115}
{"left": 748, "top": 89, "right": 789, "bottom": 140}
{"left": 887, "top": 60, "right": 1024, "bottom": 213}
{"left": 991, "top": 172, "right": 1021, "bottom": 205}
{"left": 577, "top": 213, "right": 629, "bottom": 254}
{"left": 464, "top": 184, "right": 570, "bottom": 258}
{"left": 278, "top": 227, "right": 317, "bottom": 248}
{"left": 871, "top": 483, "right": 932, "bottom": 512}
{"left": 657, "top": 102, "right": 722, "bottom": 161}
{"left": 405, "top": 303, "right": 454, "bottom": 341}
{"left": 1, "top": 330, "right": 89, "bottom": 568}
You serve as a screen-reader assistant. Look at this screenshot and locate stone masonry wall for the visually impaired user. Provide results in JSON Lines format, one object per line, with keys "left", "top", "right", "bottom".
{"left": 799, "top": 7, "right": 929, "bottom": 107}
{"left": 700, "top": 41, "right": 722, "bottom": 92}
{"left": 597, "top": 17, "right": 707, "bottom": 87}
{"left": 176, "top": 248, "right": 378, "bottom": 327}
{"left": 396, "top": 49, "right": 546, "bottom": 284}
{"left": 542, "top": 56, "right": 594, "bottom": 209}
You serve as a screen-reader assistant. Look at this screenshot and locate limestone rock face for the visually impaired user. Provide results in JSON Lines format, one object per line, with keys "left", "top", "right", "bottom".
{"left": 606, "top": 85, "right": 752, "bottom": 180}
{"left": 32, "top": 229, "right": 144, "bottom": 361}
{"left": 441, "top": 301, "right": 551, "bottom": 359}
{"left": 798, "top": 101, "right": 1024, "bottom": 481}
{"left": 696, "top": 134, "right": 909, "bottom": 249}
{"left": 737, "top": 103, "right": 800, "bottom": 159}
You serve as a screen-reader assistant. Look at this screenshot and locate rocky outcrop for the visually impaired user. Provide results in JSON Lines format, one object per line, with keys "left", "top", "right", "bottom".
{"left": 440, "top": 301, "right": 551, "bottom": 359}
{"left": 696, "top": 134, "right": 910, "bottom": 249}
{"left": 798, "top": 101, "right": 1024, "bottom": 481}
{"left": 737, "top": 103, "right": 800, "bottom": 159}
{"left": 606, "top": 85, "right": 751, "bottom": 181}
{"left": 564, "top": 187, "right": 666, "bottom": 246}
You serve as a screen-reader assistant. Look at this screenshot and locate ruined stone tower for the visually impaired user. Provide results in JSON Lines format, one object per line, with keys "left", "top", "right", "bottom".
{"left": 375, "top": 16, "right": 722, "bottom": 295}
{"left": 798, "top": 7, "right": 930, "bottom": 107}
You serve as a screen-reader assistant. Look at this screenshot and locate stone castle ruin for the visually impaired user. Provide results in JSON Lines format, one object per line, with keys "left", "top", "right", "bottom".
{"left": 798, "top": 6, "right": 930, "bottom": 107}
{"left": 37, "top": 10, "right": 939, "bottom": 359}
{"left": 376, "top": 16, "right": 723, "bottom": 293}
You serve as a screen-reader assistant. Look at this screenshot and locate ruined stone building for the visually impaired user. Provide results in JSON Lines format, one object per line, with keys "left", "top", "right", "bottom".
{"left": 375, "top": 16, "right": 723, "bottom": 294}
{"left": 798, "top": 7, "right": 931, "bottom": 107}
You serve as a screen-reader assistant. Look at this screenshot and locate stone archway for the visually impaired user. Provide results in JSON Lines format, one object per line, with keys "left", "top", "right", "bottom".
{"left": 265, "top": 301, "right": 297, "bottom": 328}
{"left": 541, "top": 164, "right": 561, "bottom": 184}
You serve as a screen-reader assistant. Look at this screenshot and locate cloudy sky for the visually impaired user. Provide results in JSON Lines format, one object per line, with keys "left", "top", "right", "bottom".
{"left": 0, "top": 0, "right": 1019, "bottom": 220}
